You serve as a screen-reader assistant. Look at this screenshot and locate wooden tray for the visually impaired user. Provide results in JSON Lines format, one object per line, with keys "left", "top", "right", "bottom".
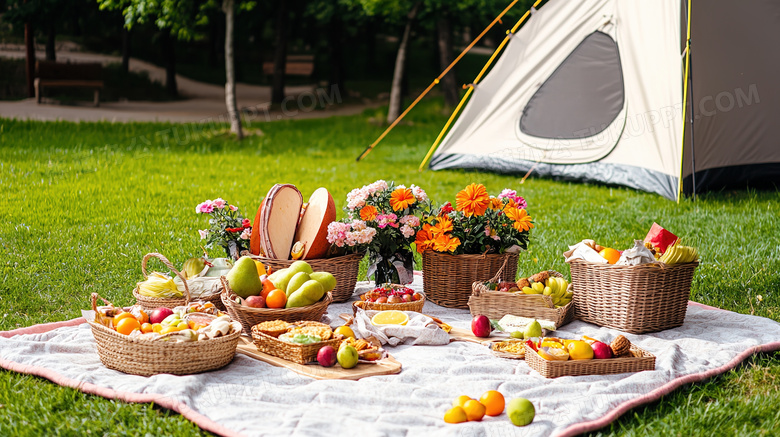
{"left": 236, "top": 336, "right": 402, "bottom": 380}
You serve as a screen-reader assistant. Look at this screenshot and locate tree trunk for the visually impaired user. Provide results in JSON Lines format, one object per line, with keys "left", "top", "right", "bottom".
{"left": 24, "top": 21, "right": 35, "bottom": 98}
{"left": 45, "top": 25, "right": 56, "bottom": 61}
{"left": 223, "top": 0, "right": 243, "bottom": 139}
{"left": 121, "top": 26, "right": 130, "bottom": 73}
{"left": 387, "top": 3, "right": 420, "bottom": 124}
{"left": 437, "top": 15, "right": 459, "bottom": 108}
{"left": 271, "top": 0, "right": 289, "bottom": 105}
{"left": 161, "top": 31, "right": 178, "bottom": 97}
{"left": 328, "top": 13, "right": 345, "bottom": 95}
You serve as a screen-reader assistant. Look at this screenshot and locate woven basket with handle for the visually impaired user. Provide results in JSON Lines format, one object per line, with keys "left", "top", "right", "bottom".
{"left": 422, "top": 251, "right": 519, "bottom": 309}
{"left": 468, "top": 259, "right": 574, "bottom": 328}
{"left": 569, "top": 259, "right": 698, "bottom": 334}
{"left": 88, "top": 293, "right": 242, "bottom": 376}
{"left": 524, "top": 343, "right": 655, "bottom": 378}
{"left": 220, "top": 276, "right": 332, "bottom": 334}
{"left": 249, "top": 252, "right": 363, "bottom": 303}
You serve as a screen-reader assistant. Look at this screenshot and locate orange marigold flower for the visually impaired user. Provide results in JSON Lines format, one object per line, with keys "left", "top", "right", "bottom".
{"left": 433, "top": 233, "right": 461, "bottom": 253}
{"left": 429, "top": 215, "right": 453, "bottom": 237}
{"left": 503, "top": 198, "right": 517, "bottom": 211}
{"left": 505, "top": 208, "right": 534, "bottom": 232}
{"left": 456, "top": 183, "right": 490, "bottom": 217}
{"left": 390, "top": 187, "right": 416, "bottom": 211}
{"left": 359, "top": 205, "right": 378, "bottom": 221}
{"left": 489, "top": 196, "right": 503, "bottom": 210}
{"left": 415, "top": 224, "right": 434, "bottom": 253}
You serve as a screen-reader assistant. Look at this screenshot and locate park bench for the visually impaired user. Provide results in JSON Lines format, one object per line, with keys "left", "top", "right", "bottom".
{"left": 262, "top": 54, "right": 314, "bottom": 77}
{"left": 35, "top": 61, "right": 104, "bottom": 106}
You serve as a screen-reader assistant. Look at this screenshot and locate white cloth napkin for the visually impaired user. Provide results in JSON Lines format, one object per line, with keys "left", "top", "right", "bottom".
{"left": 351, "top": 308, "right": 450, "bottom": 346}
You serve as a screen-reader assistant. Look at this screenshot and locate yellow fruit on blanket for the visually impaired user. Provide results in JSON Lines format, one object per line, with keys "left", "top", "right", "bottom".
{"left": 462, "top": 400, "right": 486, "bottom": 421}
{"left": 443, "top": 406, "right": 468, "bottom": 424}
{"left": 452, "top": 395, "right": 472, "bottom": 408}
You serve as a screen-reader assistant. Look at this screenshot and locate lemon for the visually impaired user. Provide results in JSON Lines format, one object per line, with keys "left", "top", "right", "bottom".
{"left": 334, "top": 325, "right": 356, "bottom": 339}
{"left": 371, "top": 310, "right": 409, "bottom": 326}
{"left": 567, "top": 340, "right": 594, "bottom": 360}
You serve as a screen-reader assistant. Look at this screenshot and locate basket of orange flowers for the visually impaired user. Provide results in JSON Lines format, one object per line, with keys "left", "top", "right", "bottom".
{"left": 416, "top": 185, "right": 533, "bottom": 309}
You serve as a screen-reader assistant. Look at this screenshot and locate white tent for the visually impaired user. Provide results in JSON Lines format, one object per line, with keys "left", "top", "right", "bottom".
{"left": 428, "top": 0, "right": 780, "bottom": 200}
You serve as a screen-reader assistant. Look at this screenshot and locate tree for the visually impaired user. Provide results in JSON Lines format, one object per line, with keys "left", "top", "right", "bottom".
{"left": 98, "top": 0, "right": 253, "bottom": 139}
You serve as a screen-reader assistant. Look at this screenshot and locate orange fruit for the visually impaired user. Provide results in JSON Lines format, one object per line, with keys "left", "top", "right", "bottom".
{"left": 599, "top": 247, "right": 621, "bottom": 264}
{"left": 479, "top": 390, "right": 505, "bottom": 416}
{"left": 140, "top": 323, "right": 153, "bottom": 333}
{"left": 261, "top": 279, "right": 276, "bottom": 298}
{"left": 266, "top": 289, "right": 287, "bottom": 309}
{"left": 254, "top": 260, "right": 267, "bottom": 276}
{"left": 452, "top": 395, "right": 472, "bottom": 408}
{"left": 462, "top": 399, "right": 486, "bottom": 421}
{"left": 135, "top": 310, "right": 149, "bottom": 324}
{"left": 443, "top": 406, "right": 468, "bottom": 424}
{"left": 113, "top": 312, "right": 137, "bottom": 328}
{"left": 116, "top": 317, "right": 141, "bottom": 335}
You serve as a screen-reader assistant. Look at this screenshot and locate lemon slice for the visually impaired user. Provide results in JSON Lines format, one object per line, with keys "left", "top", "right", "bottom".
{"left": 371, "top": 310, "right": 409, "bottom": 326}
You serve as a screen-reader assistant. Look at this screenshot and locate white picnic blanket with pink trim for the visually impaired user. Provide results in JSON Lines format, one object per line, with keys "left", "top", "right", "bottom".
{"left": 2, "top": 275, "right": 780, "bottom": 437}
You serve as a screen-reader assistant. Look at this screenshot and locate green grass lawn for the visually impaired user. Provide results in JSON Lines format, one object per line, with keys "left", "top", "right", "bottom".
{"left": 0, "top": 102, "right": 778, "bottom": 435}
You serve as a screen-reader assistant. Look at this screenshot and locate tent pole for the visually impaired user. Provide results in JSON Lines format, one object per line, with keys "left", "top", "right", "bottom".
{"left": 356, "top": 0, "right": 522, "bottom": 162}
{"left": 688, "top": 44, "right": 697, "bottom": 202}
{"left": 418, "top": 0, "right": 543, "bottom": 170}
{"left": 677, "top": 0, "right": 693, "bottom": 203}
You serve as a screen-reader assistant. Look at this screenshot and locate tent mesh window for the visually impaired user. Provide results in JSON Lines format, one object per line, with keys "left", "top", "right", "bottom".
{"left": 519, "top": 31, "right": 624, "bottom": 140}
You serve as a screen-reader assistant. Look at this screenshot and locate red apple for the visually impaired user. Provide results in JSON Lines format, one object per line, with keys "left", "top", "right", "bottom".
{"left": 387, "top": 295, "right": 402, "bottom": 304}
{"left": 246, "top": 295, "right": 266, "bottom": 308}
{"left": 471, "top": 315, "right": 492, "bottom": 338}
{"left": 317, "top": 345, "right": 337, "bottom": 367}
{"left": 591, "top": 341, "right": 613, "bottom": 359}
{"left": 376, "top": 296, "right": 388, "bottom": 304}
{"left": 149, "top": 307, "right": 173, "bottom": 324}
{"left": 401, "top": 294, "right": 413, "bottom": 302}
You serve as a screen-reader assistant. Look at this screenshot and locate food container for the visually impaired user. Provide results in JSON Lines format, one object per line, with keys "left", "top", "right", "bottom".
{"left": 524, "top": 343, "right": 655, "bottom": 378}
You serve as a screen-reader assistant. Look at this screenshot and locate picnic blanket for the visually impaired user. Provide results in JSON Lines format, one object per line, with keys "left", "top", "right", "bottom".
{"left": 3, "top": 276, "right": 780, "bottom": 437}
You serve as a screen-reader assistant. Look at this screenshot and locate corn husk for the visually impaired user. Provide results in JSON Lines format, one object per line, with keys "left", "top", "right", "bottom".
{"left": 136, "top": 272, "right": 183, "bottom": 298}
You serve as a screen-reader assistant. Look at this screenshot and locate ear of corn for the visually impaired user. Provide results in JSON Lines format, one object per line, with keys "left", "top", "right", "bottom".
{"left": 137, "top": 272, "right": 183, "bottom": 298}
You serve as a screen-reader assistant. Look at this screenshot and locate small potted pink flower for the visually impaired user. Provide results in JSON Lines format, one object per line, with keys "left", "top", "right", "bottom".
{"left": 195, "top": 198, "right": 251, "bottom": 259}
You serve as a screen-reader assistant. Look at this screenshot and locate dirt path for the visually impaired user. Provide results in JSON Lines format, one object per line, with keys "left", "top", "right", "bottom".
{"left": 0, "top": 47, "right": 379, "bottom": 123}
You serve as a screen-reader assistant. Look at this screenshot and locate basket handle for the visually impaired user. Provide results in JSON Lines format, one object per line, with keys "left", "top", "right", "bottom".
{"left": 90, "top": 292, "right": 115, "bottom": 312}
{"left": 489, "top": 256, "right": 510, "bottom": 283}
{"left": 141, "top": 252, "right": 191, "bottom": 304}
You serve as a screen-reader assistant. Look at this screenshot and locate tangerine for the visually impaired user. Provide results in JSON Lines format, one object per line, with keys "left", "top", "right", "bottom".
{"left": 116, "top": 317, "right": 141, "bottom": 335}
{"left": 113, "top": 312, "right": 137, "bottom": 328}
{"left": 452, "top": 395, "right": 472, "bottom": 408}
{"left": 140, "top": 323, "right": 153, "bottom": 334}
{"left": 443, "top": 406, "right": 468, "bottom": 424}
{"left": 479, "top": 390, "right": 505, "bottom": 416}
{"left": 266, "top": 289, "right": 287, "bottom": 308}
{"left": 599, "top": 247, "right": 621, "bottom": 264}
{"left": 462, "top": 400, "right": 486, "bottom": 421}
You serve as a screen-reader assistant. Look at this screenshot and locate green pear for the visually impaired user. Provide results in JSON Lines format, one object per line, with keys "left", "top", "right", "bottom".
{"left": 285, "top": 272, "right": 311, "bottom": 298}
{"left": 289, "top": 260, "right": 314, "bottom": 275}
{"left": 297, "top": 279, "right": 325, "bottom": 302}
{"left": 286, "top": 289, "right": 316, "bottom": 308}
{"left": 310, "top": 272, "right": 336, "bottom": 292}
{"left": 524, "top": 319, "right": 542, "bottom": 339}
{"left": 337, "top": 344, "right": 359, "bottom": 369}
{"left": 267, "top": 267, "right": 287, "bottom": 282}
{"left": 271, "top": 269, "right": 296, "bottom": 293}
{"left": 225, "top": 256, "right": 263, "bottom": 298}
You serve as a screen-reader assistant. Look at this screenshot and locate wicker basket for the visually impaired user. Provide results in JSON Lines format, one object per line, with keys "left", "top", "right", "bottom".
{"left": 220, "top": 276, "right": 332, "bottom": 334}
{"left": 569, "top": 260, "right": 699, "bottom": 334}
{"left": 469, "top": 264, "right": 575, "bottom": 328}
{"left": 249, "top": 252, "right": 363, "bottom": 303}
{"left": 250, "top": 325, "right": 344, "bottom": 364}
{"left": 132, "top": 253, "right": 192, "bottom": 311}
{"left": 88, "top": 293, "right": 242, "bottom": 376}
{"left": 352, "top": 294, "right": 426, "bottom": 314}
{"left": 422, "top": 251, "right": 519, "bottom": 309}
{"left": 524, "top": 343, "right": 655, "bottom": 378}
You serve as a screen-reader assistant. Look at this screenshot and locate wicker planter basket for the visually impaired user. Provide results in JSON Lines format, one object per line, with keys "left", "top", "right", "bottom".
{"left": 249, "top": 252, "right": 363, "bottom": 303}
{"left": 569, "top": 260, "right": 699, "bottom": 334}
{"left": 525, "top": 343, "right": 655, "bottom": 378}
{"left": 251, "top": 325, "right": 344, "bottom": 364}
{"left": 220, "top": 277, "right": 332, "bottom": 334}
{"left": 422, "top": 251, "right": 519, "bottom": 309}
{"left": 469, "top": 266, "right": 574, "bottom": 328}
{"left": 88, "top": 293, "right": 242, "bottom": 376}
{"left": 132, "top": 253, "right": 193, "bottom": 311}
